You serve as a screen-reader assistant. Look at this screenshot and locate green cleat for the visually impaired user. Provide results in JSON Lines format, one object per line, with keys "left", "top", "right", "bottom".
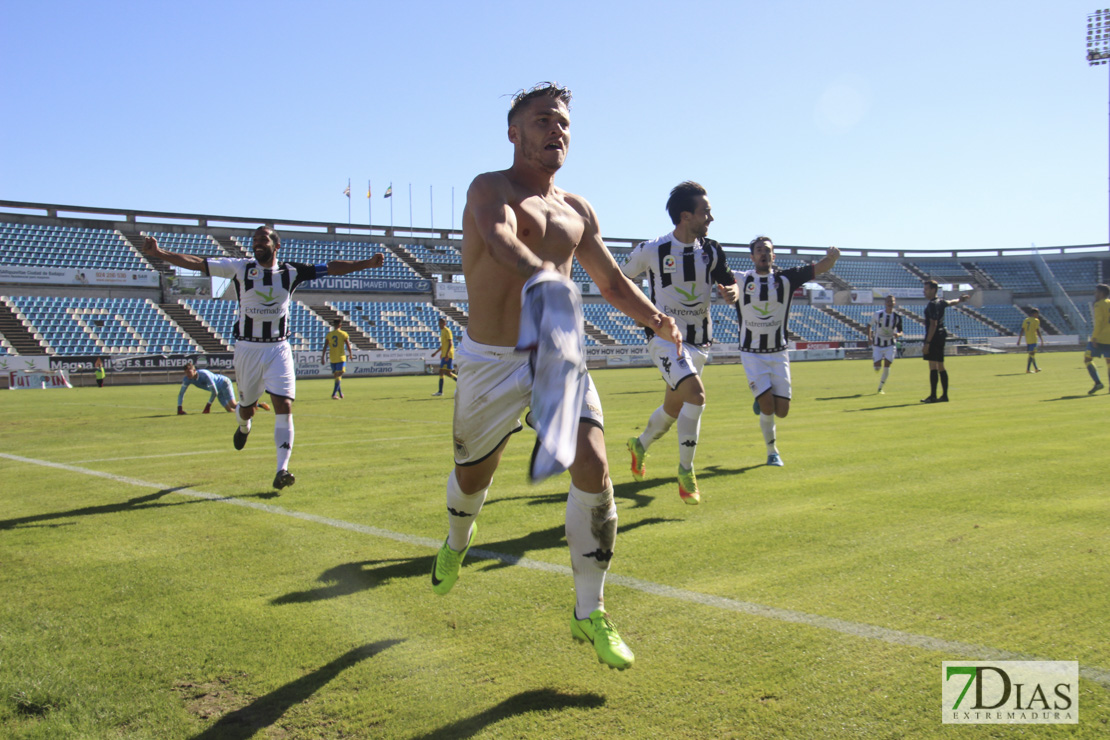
{"left": 677, "top": 464, "right": 700, "bottom": 505}
{"left": 571, "top": 609, "right": 634, "bottom": 670}
{"left": 431, "top": 522, "right": 476, "bottom": 596}
{"left": 674, "top": 465, "right": 701, "bottom": 505}
{"left": 626, "top": 437, "right": 647, "bottom": 481}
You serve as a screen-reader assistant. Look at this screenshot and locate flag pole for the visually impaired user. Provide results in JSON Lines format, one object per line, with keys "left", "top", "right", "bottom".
{"left": 430, "top": 185, "right": 434, "bottom": 230}
{"left": 408, "top": 183, "right": 413, "bottom": 233}
{"left": 368, "top": 180, "right": 372, "bottom": 229}
{"left": 346, "top": 177, "right": 351, "bottom": 234}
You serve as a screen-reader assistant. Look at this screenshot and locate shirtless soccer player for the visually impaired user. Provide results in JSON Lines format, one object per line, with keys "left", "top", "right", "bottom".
{"left": 429, "top": 83, "right": 681, "bottom": 671}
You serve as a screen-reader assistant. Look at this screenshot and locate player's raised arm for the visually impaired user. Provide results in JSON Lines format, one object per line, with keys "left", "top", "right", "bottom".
{"left": 574, "top": 198, "right": 682, "bottom": 351}
{"left": 467, "top": 173, "right": 551, "bottom": 278}
{"left": 812, "top": 245, "right": 841, "bottom": 276}
{"left": 143, "top": 236, "right": 208, "bottom": 273}
{"left": 327, "top": 253, "right": 384, "bottom": 276}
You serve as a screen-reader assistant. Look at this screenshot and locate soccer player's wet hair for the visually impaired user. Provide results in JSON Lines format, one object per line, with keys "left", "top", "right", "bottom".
{"left": 666, "top": 181, "right": 707, "bottom": 226}
{"left": 1097, "top": 283, "right": 1110, "bottom": 298}
{"left": 507, "top": 82, "right": 572, "bottom": 126}
{"left": 924, "top": 280, "right": 939, "bottom": 291}
{"left": 749, "top": 236, "right": 773, "bottom": 253}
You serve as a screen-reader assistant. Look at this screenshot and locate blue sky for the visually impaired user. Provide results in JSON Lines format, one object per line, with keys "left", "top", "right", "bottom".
{"left": 1, "top": 0, "right": 1107, "bottom": 252}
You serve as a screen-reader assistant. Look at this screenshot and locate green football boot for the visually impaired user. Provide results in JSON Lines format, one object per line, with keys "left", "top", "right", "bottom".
{"left": 431, "top": 523, "right": 476, "bottom": 596}
{"left": 677, "top": 464, "right": 700, "bottom": 505}
{"left": 571, "top": 609, "right": 634, "bottom": 670}
{"left": 626, "top": 437, "right": 647, "bottom": 481}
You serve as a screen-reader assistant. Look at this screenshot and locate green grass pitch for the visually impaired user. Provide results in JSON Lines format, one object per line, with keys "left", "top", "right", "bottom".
{"left": 1, "top": 352, "right": 1107, "bottom": 739}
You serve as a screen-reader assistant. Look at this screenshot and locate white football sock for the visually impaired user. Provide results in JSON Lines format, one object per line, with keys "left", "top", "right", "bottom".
{"left": 236, "top": 405, "right": 251, "bottom": 433}
{"left": 566, "top": 483, "right": 616, "bottom": 620}
{"left": 446, "top": 470, "right": 487, "bottom": 551}
{"left": 274, "top": 414, "right": 294, "bottom": 472}
{"left": 638, "top": 405, "right": 676, "bottom": 450}
{"left": 676, "top": 402, "right": 704, "bottom": 469}
{"left": 879, "top": 366, "right": 890, "bottom": 389}
{"left": 759, "top": 412, "right": 777, "bottom": 454}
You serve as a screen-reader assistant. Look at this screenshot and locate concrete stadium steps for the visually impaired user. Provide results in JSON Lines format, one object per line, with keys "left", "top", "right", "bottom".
{"left": 389, "top": 245, "right": 433, "bottom": 280}
{"left": 161, "top": 302, "right": 228, "bottom": 353}
{"left": 316, "top": 303, "right": 378, "bottom": 350}
{"left": 0, "top": 298, "right": 46, "bottom": 354}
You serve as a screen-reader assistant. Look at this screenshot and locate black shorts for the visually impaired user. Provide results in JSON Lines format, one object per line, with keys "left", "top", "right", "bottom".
{"left": 923, "top": 333, "right": 947, "bottom": 362}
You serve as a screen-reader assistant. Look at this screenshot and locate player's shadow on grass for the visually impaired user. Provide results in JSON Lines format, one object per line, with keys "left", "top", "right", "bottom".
{"left": 673, "top": 463, "right": 765, "bottom": 478}
{"left": 473, "top": 516, "right": 675, "bottom": 573}
{"left": 272, "top": 558, "right": 429, "bottom": 604}
{"left": 486, "top": 481, "right": 657, "bottom": 510}
{"left": 411, "top": 688, "right": 606, "bottom": 740}
{"left": 0, "top": 485, "right": 199, "bottom": 531}
{"left": 274, "top": 517, "right": 677, "bottom": 605}
{"left": 844, "top": 403, "right": 922, "bottom": 412}
{"left": 815, "top": 394, "right": 865, "bottom": 401}
{"left": 1041, "top": 395, "right": 1096, "bottom": 402}
{"left": 994, "top": 373, "right": 1034, "bottom": 377}
{"left": 189, "top": 640, "right": 402, "bottom": 740}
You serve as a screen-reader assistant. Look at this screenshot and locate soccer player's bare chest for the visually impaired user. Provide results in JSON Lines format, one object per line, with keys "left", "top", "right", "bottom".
{"left": 514, "top": 198, "right": 584, "bottom": 259}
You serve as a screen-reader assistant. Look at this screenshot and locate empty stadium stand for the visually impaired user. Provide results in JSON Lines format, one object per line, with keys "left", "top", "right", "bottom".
{"left": 1, "top": 201, "right": 1106, "bottom": 367}
{"left": 7, "top": 296, "right": 200, "bottom": 355}
{"left": 582, "top": 303, "right": 645, "bottom": 346}
{"left": 0, "top": 222, "right": 151, "bottom": 271}
{"left": 230, "top": 236, "right": 426, "bottom": 283}
{"left": 973, "top": 304, "right": 1029, "bottom": 335}
{"left": 331, "top": 301, "right": 461, "bottom": 350}
{"left": 972, "top": 260, "right": 1046, "bottom": 295}
{"left": 829, "top": 260, "right": 920, "bottom": 289}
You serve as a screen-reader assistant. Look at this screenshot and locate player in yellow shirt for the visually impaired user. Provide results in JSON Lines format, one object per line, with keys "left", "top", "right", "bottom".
{"left": 1017, "top": 309, "right": 1044, "bottom": 373}
{"left": 430, "top": 317, "right": 457, "bottom": 396}
{"left": 321, "top": 318, "right": 352, "bottom": 399}
{"left": 1086, "top": 284, "right": 1110, "bottom": 394}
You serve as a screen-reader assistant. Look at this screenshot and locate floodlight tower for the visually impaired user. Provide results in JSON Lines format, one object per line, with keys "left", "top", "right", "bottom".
{"left": 1090, "top": 9, "right": 1110, "bottom": 243}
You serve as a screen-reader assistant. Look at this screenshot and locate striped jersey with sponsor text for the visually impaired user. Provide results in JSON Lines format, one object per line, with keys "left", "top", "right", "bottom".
{"left": 620, "top": 233, "right": 735, "bottom": 345}
{"left": 204, "top": 258, "right": 327, "bottom": 342}
{"left": 733, "top": 265, "right": 815, "bottom": 353}
{"left": 870, "top": 308, "right": 903, "bottom": 347}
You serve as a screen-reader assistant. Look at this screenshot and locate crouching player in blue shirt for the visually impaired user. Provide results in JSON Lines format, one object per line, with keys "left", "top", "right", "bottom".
{"left": 178, "top": 361, "right": 269, "bottom": 415}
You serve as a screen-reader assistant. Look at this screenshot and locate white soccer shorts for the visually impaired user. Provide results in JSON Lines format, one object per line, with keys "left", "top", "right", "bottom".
{"left": 648, "top": 336, "right": 708, "bottom": 390}
{"left": 234, "top": 340, "right": 296, "bottom": 405}
{"left": 872, "top": 345, "right": 896, "bottom": 364}
{"left": 452, "top": 334, "right": 603, "bottom": 466}
{"left": 740, "top": 350, "right": 792, "bottom": 400}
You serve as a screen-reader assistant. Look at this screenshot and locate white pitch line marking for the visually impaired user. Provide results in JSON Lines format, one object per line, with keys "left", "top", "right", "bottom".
{"left": 2, "top": 451, "right": 1107, "bottom": 690}
{"left": 66, "top": 435, "right": 438, "bottom": 463}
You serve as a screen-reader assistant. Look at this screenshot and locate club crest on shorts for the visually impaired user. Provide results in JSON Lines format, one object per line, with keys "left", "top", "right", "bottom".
{"left": 453, "top": 436, "right": 468, "bottom": 458}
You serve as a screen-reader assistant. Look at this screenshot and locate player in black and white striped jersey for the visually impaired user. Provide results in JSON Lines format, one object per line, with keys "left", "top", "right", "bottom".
{"left": 734, "top": 236, "right": 839, "bottom": 466}
{"left": 143, "top": 226, "right": 384, "bottom": 490}
{"left": 620, "top": 182, "right": 738, "bottom": 504}
{"left": 867, "top": 294, "right": 903, "bottom": 394}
